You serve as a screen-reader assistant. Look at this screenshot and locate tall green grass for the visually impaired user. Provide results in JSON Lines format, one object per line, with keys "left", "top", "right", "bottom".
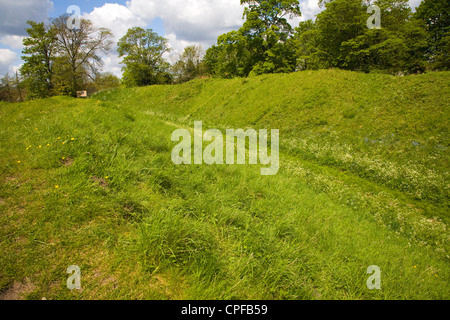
{"left": 94, "top": 70, "right": 449, "bottom": 208}
{"left": 0, "top": 70, "right": 448, "bottom": 300}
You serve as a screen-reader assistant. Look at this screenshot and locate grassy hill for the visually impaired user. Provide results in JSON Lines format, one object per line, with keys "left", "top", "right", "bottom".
{"left": 0, "top": 69, "right": 448, "bottom": 299}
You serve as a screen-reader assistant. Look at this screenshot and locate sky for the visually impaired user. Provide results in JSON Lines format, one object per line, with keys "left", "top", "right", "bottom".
{"left": 0, "top": 0, "right": 424, "bottom": 77}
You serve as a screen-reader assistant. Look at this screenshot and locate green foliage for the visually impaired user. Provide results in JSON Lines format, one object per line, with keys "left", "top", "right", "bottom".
{"left": 204, "top": 30, "right": 254, "bottom": 77}
{"left": 374, "top": 0, "right": 411, "bottom": 32}
{"left": 315, "top": 0, "right": 367, "bottom": 68}
{"left": 92, "top": 72, "right": 121, "bottom": 92}
{"left": 0, "top": 74, "right": 13, "bottom": 102}
{"left": 301, "top": 0, "right": 428, "bottom": 74}
{"left": 205, "top": 0, "right": 438, "bottom": 76}
{"left": 20, "top": 21, "right": 57, "bottom": 99}
{"left": 205, "top": 0, "right": 301, "bottom": 77}
{"left": 20, "top": 16, "right": 114, "bottom": 99}
{"left": 240, "top": 0, "right": 301, "bottom": 41}
{"left": 172, "top": 45, "right": 206, "bottom": 83}
{"left": 340, "top": 21, "right": 428, "bottom": 74}
{"left": 291, "top": 20, "right": 326, "bottom": 70}
{"left": 51, "top": 15, "right": 113, "bottom": 97}
{"left": 118, "top": 27, "right": 172, "bottom": 87}
{"left": 415, "top": 0, "right": 450, "bottom": 70}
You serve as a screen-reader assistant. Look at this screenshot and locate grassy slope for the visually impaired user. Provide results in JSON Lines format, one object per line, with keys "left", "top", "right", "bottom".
{"left": 0, "top": 70, "right": 448, "bottom": 299}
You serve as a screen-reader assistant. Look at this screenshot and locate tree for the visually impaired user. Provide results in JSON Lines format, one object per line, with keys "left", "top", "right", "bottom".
{"left": 21, "top": 16, "right": 113, "bottom": 99}
{"left": 0, "top": 73, "right": 25, "bottom": 103}
{"left": 315, "top": 0, "right": 367, "bottom": 68}
{"left": 51, "top": 15, "right": 113, "bottom": 96}
{"left": 311, "top": 0, "right": 427, "bottom": 74}
{"left": 415, "top": 0, "right": 450, "bottom": 70}
{"left": 205, "top": 0, "right": 301, "bottom": 77}
{"left": 20, "top": 20, "right": 57, "bottom": 99}
{"left": 204, "top": 30, "right": 254, "bottom": 77}
{"left": 241, "top": 0, "right": 301, "bottom": 38}
{"left": 374, "top": 0, "right": 411, "bottom": 32}
{"left": 0, "top": 74, "right": 13, "bottom": 102}
{"left": 92, "top": 72, "right": 121, "bottom": 91}
{"left": 14, "top": 71, "right": 23, "bottom": 102}
{"left": 340, "top": 28, "right": 408, "bottom": 73}
{"left": 342, "top": 0, "right": 427, "bottom": 74}
{"left": 118, "top": 27, "right": 172, "bottom": 87}
{"left": 241, "top": 0, "right": 301, "bottom": 74}
{"left": 172, "top": 45, "right": 205, "bottom": 83}
{"left": 290, "top": 20, "right": 325, "bottom": 70}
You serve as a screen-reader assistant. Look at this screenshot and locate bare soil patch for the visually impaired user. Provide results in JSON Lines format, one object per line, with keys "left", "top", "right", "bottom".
{"left": 0, "top": 279, "right": 36, "bottom": 300}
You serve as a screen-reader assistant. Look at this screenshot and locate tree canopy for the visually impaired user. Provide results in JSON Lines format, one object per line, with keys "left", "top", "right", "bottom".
{"left": 117, "top": 27, "right": 172, "bottom": 87}
{"left": 204, "top": 0, "right": 448, "bottom": 77}
{"left": 20, "top": 14, "right": 113, "bottom": 99}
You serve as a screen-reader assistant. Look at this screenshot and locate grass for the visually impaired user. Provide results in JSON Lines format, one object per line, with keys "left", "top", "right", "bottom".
{"left": 0, "top": 69, "right": 449, "bottom": 300}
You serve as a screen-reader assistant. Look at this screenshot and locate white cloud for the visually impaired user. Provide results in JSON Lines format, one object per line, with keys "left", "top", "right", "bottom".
{"left": 0, "top": 35, "right": 25, "bottom": 50}
{"left": 82, "top": 3, "right": 148, "bottom": 46}
{"left": 151, "top": 0, "right": 321, "bottom": 64}
{"left": 0, "top": 49, "right": 17, "bottom": 65}
{"left": 101, "top": 53, "right": 123, "bottom": 77}
{"left": 164, "top": 33, "right": 210, "bottom": 64}
{"left": 409, "top": 0, "right": 423, "bottom": 11}
{"left": 81, "top": 3, "right": 150, "bottom": 77}
{"left": 86, "top": 0, "right": 245, "bottom": 47}
{"left": 121, "top": 0, "right": 323, "bottom": 55}
{"left": 80, "top": 0, "right": 245, "bottom": 75}
{"left": 8, "top": 63, "right": 22, "bottom": 75}
{"left": 127, "top": 0, "right": 244, "bottom": 43}
{"left": 0, "top": 48, "right": 18, "bottom": 75}
{"left": 299, "top": 0, "right": 322, "bottom": 21}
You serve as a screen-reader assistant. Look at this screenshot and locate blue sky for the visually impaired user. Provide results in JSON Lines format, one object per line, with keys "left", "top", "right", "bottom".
{"left": 51, "top": 0, "right": 124, "bottom": 15}
{"left": 48, "top": 0, "right": 165, "bottom": 44}
{"left": 49, "top": 0, "right": 165, "bottom": 35}
{"left": 0, "top": 0, "right": 424, "bottom": 77}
